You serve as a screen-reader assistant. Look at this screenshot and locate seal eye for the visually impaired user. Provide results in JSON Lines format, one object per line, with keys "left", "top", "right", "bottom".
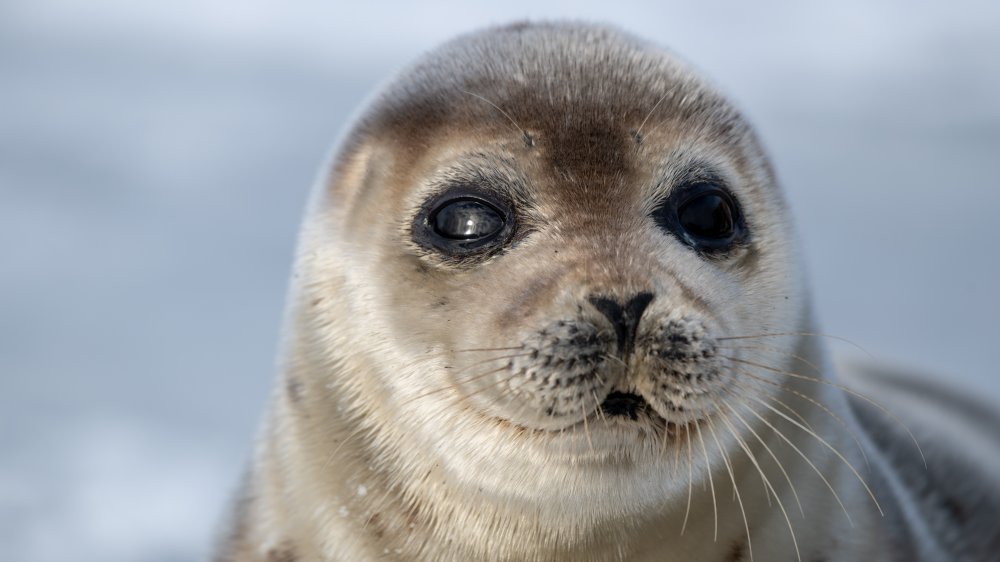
{"left": 432, "top": 199, "right": 504, "bottom": 240}
{"left": 412, "top": 188, "right": 516, "bottom": 259}
{"left": 678, "top": 191, "right": 735, "bottom": 241}
{"left": 652, "top": 183, "right": 746, "bottom": 254}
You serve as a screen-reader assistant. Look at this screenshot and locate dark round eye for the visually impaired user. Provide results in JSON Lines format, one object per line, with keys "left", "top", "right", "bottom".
{"left": 678, "top": 192, "right": 735, "bottom": 241}
{"left": 432, "top": 199, "right": 505, "bottom": 240}
{"left": 652, "top": 182, "right": 745, "bottom": 254}
{"left": 412, "top": 189, "right": 516, "bottom": 259}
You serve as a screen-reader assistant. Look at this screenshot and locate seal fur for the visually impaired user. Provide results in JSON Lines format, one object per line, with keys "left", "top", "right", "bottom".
{"left": 214, "top": 22, "right": 1000, "bottom": 562}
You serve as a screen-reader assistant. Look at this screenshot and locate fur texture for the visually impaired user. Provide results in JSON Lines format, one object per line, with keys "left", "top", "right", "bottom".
{"left": 214, "top": 22, "right": 1000, "bottom": 561}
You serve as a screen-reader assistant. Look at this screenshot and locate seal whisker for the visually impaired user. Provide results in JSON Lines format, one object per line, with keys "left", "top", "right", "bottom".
{"left": 404, "top": 352, "right": 532, "bottom": 402}
{"left": 671, "top": 421, "right": 683, "bottom": 474}
{"left": 693, "top": 421, "right": 718, "bottom": 541}
{"left": 449, "top": 357, "right": 532, "bottom": 387}
{"left": 717, "top": 332, "right": 874, "bottom": 360}
{"left": 448, "top": 357, "right": 530, "bottom": 384}
{"left": 755, "top": 393, "right": 883, "bottom": 515}
{"left": 704, "top": 414, "right": 754, "bottom": 562}
{"left": 712, "top": 393, "right": 771, "bottom": 507}
{"left": 601, "top": 353, "right": 627, "bottom": 368}
{"left": 453, "top": 352, "right": 534, "bottom": 374}
{"left": 718, "top": 343, "right": 823, "bottom": 375}
{"left": 744, "top": 382, "right": 818, "bottom": 433}
{"left": 450, "top": 346, "right": 525, "bottom": 353}
{"left": 722, "top": 398, "right": 806, "bottom": 518}
{"left": 659, "top": 405, "right": 673, "bottom": 461}
{"left": 723, "top": 386, "right": 856, "bottom": 526}
{"left": 495, "top": 385, "right": 539, "bottom": 430}
{"left": 581, "top": 401, "right": 596, "bottom": 457}
{"left": 398, "top": 364, "right": 518, "bottom": 410}
{"left": 733, "top": 368, "right": 871, "bottom": 469}
{"left": 459, "top": 89, "right": 533, "bottom": 147}
{"left": 680, "top": 424, "right": 694, "bottom": 536}
{"left": 477, "top": 371, "right": 542, "bottom": 414}
{"left": 591, "top": 390, "right": 609, "bottom": 426}
{"left": 634, "top": 88, "right": 675, "bottom": 140}
{"left": 742, "top": 388, "right": 883, "bottom": 517}
{"left": 724, "top": 355, "right": 925, "bottom": 467}
{"left": 716, "top": 403, "right": 802, "bottom": 562}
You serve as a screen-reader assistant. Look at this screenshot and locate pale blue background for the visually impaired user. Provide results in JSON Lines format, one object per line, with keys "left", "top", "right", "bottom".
{"left": 2, "top": 1, "right": 998, "bottom": 560}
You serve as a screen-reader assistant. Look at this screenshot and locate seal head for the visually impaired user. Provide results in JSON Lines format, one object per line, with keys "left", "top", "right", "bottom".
{"left": 315, "top": 21, "right": 802, "bottom": 469}
{"left": 224, "top": 22, "right": 828, "bottom": 562}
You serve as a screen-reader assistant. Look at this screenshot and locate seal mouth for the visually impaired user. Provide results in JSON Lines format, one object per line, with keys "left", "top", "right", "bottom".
{"left": 600, "top": 391, "right": 651, "bottom": 420}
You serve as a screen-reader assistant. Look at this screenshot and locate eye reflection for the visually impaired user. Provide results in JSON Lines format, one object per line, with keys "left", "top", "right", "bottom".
{"left": 432, "top": 199, "right": 505, "bottom": 240}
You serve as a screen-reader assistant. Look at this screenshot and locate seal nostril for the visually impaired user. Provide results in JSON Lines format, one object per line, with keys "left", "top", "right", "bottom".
{"left": 587, "top": 292, "right": 654, "bottom": 355}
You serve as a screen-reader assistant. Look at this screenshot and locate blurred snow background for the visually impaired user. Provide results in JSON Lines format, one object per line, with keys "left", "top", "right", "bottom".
{"left": 1, "top": 1, "right": 997, "bottom": 560}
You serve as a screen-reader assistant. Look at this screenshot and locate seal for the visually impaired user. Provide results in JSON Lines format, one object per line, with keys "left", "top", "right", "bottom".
{"left": 214, "top": 22, "right": 1000, "bottom": 562}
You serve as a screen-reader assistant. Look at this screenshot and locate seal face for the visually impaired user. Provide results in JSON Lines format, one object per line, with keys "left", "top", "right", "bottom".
{"left": 342, "top": 25, "right": 802, "bottom": 483}
{"left": 215, "top": 21, "right": 1000, "bottom": 562}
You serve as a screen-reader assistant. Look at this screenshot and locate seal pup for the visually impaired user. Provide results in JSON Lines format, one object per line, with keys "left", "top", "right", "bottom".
{"left": 215, "top": 22, "right": 1000, "bottom": 561}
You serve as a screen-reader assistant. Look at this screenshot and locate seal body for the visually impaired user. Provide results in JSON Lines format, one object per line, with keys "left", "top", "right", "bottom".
{"left": 214, "top": 22, "right": 1000, "bottom": 561}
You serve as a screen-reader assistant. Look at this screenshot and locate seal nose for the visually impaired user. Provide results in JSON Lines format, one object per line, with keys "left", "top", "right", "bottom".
{"left": 587, "top": 292, "right": 655, "bottom": 356}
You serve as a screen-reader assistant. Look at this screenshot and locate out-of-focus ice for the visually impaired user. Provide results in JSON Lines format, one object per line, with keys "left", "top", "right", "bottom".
{"left": 1, "top": 1, "right": 998, "bottom": 561}
{"left": 2, "top": 420, "right": 231, "bottom": 562}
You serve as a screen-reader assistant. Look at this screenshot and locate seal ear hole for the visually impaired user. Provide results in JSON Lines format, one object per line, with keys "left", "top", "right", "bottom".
{"left": 651, "top": 182, "right": 747, "bottom": 255}
{"left": 411, "top": 186, "right": 517, "bottom": 259}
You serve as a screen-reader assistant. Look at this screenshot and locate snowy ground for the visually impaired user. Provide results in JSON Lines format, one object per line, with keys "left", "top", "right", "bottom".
{"left": 2, "top": 1, "right": 998, "bottom": 560}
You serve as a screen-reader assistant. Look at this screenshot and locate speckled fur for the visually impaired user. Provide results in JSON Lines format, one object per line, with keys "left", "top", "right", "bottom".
{"left": 213, "top": 21, "right": 1000, "bottom": 562}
